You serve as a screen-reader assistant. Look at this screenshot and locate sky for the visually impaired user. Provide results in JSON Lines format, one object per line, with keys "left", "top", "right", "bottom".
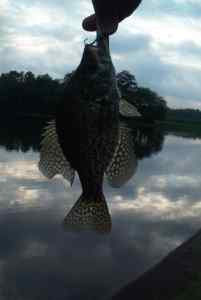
{"left": 1, "top": 0, "right": 201, "bottom": 109}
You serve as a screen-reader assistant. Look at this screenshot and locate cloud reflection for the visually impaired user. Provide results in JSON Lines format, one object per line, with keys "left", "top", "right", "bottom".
{"left": 0, "top": 135, "right": 201, "bottom": 299}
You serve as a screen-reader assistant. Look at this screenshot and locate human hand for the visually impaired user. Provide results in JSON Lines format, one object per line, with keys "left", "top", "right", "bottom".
{"left": 82, "top": 0, "right": 142, "bottom": 35}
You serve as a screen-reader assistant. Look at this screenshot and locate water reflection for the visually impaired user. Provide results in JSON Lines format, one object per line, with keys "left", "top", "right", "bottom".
{"left": 1, "top": 117, "right": 165, "bottom": 234}
{"left": 0, "top": 117, "right": 47, "bottom": 152}
{"left": 0, "top": 117, "right": 165, "bottom": 234}
{"left": 0, "top": 117, "right": 165, "bottom": 159}
{"left": 0, "top": 123, "right": 201, "bottom": 299}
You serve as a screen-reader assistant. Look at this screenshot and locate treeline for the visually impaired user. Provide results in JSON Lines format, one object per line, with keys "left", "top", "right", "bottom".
{"left": 166, "top": 108, "right": 201, "bottom": 123}
{"left": 117, "top": 71, "right": 167, "bottom": 121}
{"left": 0, "top": 71, "right": 63, "bottom": 116}
{"left": 1, "top": 70, "right": 201, "bottom": 123}
{"left": 0, "top": 70, "right": 167, "bottom": 121}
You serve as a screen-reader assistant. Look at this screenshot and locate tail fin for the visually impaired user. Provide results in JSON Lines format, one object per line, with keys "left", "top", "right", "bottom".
{"left": 63, "top": 194, "right": 111, "bottom": 234}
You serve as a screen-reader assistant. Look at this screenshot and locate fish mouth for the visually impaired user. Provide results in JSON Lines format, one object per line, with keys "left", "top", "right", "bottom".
{"left": 85, "top": 43, "right": 100, "bottom": 63}
{"left": 80, "top": 36, "right": 110, "bottom": 69}
{"left": 85, "top": 35, "right": 109, "bottom": 61}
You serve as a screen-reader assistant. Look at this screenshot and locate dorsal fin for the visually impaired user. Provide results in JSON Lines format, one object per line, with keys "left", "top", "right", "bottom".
{"left": 119, "top": 98, "right": 141, "bottom": 118}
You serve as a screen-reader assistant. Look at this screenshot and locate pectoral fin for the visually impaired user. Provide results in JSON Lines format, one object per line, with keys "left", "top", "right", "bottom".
{"left": 106, "top": 125, "right": 138, "bottom": 187}
{"left": 39, "top": 120, "right": 75, "bottom": 185}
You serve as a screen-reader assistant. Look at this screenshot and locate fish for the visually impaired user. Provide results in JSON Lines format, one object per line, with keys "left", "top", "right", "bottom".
{"left": 55, "top": 35, "right": 120, "bottom": 199}
{"left": 39, "top": 34, "right": 138, "bottom": 233}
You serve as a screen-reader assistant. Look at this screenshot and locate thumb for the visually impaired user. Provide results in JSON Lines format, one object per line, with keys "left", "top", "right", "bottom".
{"left": 82, "top": 14, "right": 118, "bottom": 35}
{"left": 82, "top": 14, "right": 97, "bottom": 32}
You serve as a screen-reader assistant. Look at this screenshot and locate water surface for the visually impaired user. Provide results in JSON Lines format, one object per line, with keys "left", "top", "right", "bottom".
{"left": 0, "top": 128, "right": 201, "bottom": 300}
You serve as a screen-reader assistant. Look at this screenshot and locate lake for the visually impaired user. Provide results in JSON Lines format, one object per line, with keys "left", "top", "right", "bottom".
{"left": 0, "top": 123, "right": 201, "bottom": 300}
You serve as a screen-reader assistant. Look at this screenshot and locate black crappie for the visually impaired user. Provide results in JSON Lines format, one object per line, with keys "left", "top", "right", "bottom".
{"left": 56, "top": 37, "right": 120, "bottom": 199}
{"left": 39, "top": 37, "right": 137, "bottom": 233}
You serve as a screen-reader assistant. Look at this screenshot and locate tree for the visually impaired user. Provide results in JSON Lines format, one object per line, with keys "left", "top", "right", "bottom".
{"left": 0, "top": 69, "right": 168, "bottom": 121}
{"left": 117, "top": 71, "right": 167, "bottom": 122}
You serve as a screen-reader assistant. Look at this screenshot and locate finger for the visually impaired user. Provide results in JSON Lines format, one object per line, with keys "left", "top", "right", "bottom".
{"left": 82, "top": 14, "right": 97, "bottom": 32}
{"left": 82, "top": 14, "right": 118, "bottom": 35}
{"left": 98, "top": 17, "right": 119, "bottom": 35}
{"left": 117, "top": 0, "right": 142, "bottom": 22}
{"left": 92, "top": 0, "right": 119, "bottom": 34}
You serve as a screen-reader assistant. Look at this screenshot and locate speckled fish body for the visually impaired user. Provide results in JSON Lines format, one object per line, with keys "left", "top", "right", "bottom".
{"left": 56, "top": 38, "right": 120, "bottom": 199}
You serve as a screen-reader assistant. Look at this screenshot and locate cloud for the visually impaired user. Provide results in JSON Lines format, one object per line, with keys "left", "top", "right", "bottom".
{"left": 0, "top": 0, "right": 94, "bottom": 76}
{"left": 111, "top": 13, "right": 201, "bottom": 108}
{"left": 1, "top": 0, "right": 201, "bottom": 108}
